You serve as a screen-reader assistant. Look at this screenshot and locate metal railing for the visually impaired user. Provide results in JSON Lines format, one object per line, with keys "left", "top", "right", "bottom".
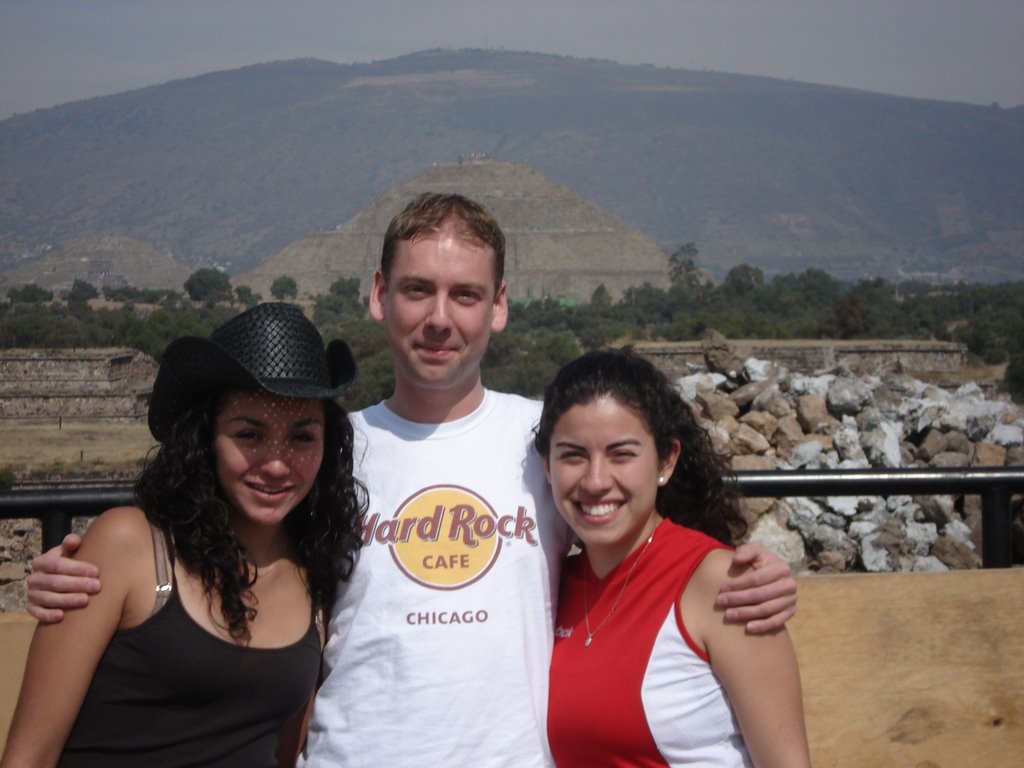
{"left": 1, "top": 466, "right": 1022, "bottom": 567}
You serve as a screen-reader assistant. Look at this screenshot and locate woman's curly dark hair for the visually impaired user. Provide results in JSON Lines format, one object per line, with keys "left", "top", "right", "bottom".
{"left": 135, "top": 393, "right": 364, "bottom": 642}
{"left": 534, "top": 348, "right": 746, "bottom": 546}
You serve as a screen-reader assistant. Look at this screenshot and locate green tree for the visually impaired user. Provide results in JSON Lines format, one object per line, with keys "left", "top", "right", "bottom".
{"left": 234, "top": 285, "right": 260, "bottom": 308}
{"left": 667, "top": 242, "right": 701, "bottom": 287}
{"left": 618, "top": 283, "right": 670, "bottom": 326}
{"left": 342, "top": 348, "right": 395, "bottom": 411}
{"left": 590, "top": 283, "right": 612, "bottom": 308}
{"left": 720, "top": 264, "right": 765, "bottom": 299}
{"left": 329, "top": 277, "right": 361, "bottom": 299}
{"left": 1005, "top": 351, "right": 1024, "bottom": 402}
{"left": 271, "top": 275, "right": 298, "bottom": 300}
{"left": 7, "top": 283, "right": 53, "bottom": 303}
{"left": 184, "top": 268, "right": 232, "bottom": 303}
{"left": 65, "top": 279, "right": 99, "bottom": 304}
{"left": 102, "top": 285, "right": 175, "bottom": 304}
{"left": 824, "top": 293, "right": 870, "bottom": 339}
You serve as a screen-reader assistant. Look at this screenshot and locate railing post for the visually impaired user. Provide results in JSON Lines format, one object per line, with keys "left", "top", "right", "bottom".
{"left": 980, "top": 485, "right": 1013, "bottom": 569}
{"left": 39, "top": 508, "right": 73, "bottom": 553}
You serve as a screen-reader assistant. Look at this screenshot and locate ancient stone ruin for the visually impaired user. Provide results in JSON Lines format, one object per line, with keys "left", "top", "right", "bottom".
{"left": 0, "top": 348, "right": 155, "bottom": 421}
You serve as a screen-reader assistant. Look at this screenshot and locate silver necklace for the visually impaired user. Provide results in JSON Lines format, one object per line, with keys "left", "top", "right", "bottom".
{"left": 582, "top": 531, "right": 655, "bottom": 648}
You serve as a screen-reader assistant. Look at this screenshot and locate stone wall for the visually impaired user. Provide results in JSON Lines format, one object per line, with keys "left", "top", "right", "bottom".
{"left": 637, "top": 339, "right": 968, "bottom": 381}
{"left": 0, "top": 393, "right": 149, "bottom": 420}
{"left": 0, "top": 349, "right": 156, "bottom": 420}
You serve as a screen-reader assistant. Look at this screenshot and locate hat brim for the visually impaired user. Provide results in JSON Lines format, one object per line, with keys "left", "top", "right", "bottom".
{"left": 147, "top": 336, "right": 356, "bottom": 441}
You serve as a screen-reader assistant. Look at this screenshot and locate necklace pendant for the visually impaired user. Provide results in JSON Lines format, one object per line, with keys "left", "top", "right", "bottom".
{"left": 584, "top": 635, "right": 593, "bottom": 648}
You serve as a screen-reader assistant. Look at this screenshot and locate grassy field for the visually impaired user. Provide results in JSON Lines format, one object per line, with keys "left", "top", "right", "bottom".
{"left": 0, "top": 419, "right": 156, "bottom": 475}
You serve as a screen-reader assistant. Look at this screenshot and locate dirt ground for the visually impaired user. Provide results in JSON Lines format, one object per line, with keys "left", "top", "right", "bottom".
{"left": 0, "top": 419, "right": 156, "bottom": 475}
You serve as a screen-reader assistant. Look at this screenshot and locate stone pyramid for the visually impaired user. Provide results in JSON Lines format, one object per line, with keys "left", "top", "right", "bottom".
{"left": 236, "top": 159, "right": 670, "bottom": 302}
{"left": 1, "top": 235, "right": 191, "bottom": 293}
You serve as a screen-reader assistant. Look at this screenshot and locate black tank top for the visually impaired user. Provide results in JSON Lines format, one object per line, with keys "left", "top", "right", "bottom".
{"left": 59, "top": 579, "right": 321, "bottom": 767}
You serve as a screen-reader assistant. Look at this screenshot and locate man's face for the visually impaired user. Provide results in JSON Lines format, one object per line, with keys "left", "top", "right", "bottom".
{"left": 369, "top": 218, "right": 508, "bottom": 405}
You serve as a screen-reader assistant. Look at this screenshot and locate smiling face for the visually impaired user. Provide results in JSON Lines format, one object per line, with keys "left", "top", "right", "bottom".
{"left": 544, "top": 395, "right": 680, "bottom": 577}
{"left": 369, "top": 215, "right": 508, "bottom": 421}
{"left": 213, "top": 390, "right": 325, "bottom": 535}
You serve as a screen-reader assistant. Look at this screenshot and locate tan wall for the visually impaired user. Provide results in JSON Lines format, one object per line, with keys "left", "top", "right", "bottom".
{"left": 0, "top": 614, "right": 35, "bottom": 754}
{"left": 787, "top": 569, "right": 1022, "bottom": 767}
{"left": 2, "top": 571, "right": 1021, "bottom": 761}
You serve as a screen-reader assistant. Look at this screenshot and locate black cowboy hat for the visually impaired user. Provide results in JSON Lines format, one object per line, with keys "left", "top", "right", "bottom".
{"left": 148, "top": 302, "right": 356, "bottom": 441}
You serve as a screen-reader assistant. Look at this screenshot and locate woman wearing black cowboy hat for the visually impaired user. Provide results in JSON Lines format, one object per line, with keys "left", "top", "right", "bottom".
{"left": 2, "top": 303, "right": 365, "bottom": 768}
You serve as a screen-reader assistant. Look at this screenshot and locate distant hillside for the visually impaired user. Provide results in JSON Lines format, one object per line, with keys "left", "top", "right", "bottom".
{"left": 0, "top": 235, "right": 190, "bottom": 293}
{"left": 1, "top": 49, "right": 1021, "bottom": 284}
{"left": 237, "top": 159, "right": 671, "bottom": 301}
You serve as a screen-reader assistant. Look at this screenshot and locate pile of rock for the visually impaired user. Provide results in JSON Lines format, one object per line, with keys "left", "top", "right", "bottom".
{"left": 0, "top": 519, "right": 41, "bottom": 613}
{"left": 679, "top": 333, "right": 1024, "bottom": 574}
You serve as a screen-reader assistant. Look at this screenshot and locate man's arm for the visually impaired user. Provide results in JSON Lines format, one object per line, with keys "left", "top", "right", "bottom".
{"left": 718, "top": 542, "right": 797, "bottom": 634}
{"left": 25, "top": 534, "right": 102, "bottom": 623}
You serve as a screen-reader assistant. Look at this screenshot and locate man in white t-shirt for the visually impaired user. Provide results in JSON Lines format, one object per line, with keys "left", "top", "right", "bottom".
{"left": 27, "top": 192, "right": 797, "bottom": 767}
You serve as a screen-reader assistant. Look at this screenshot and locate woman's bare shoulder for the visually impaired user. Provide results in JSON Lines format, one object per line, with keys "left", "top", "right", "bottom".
{"left": 691, "top": 546, "right": 746, "bottom": 595}
{"left": 78, "top": 506, "right": 152, "bottom": 559}
{"left": 680, "top": 547, "right": 749, "bottom": 647}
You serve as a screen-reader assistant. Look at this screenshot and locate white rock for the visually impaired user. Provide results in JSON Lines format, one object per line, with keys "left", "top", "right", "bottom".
{"left": 747, "top": 514, "right": 806, "bottom": 568}
{"left": 786, "top": 440, "right": 823, "bottom": 468}
{"left": 905, "top": 520, "right": 938, "bottom": 555}
{"left": 827, "top": 376, "right": 873, "bottom": 416}
{"left": 987, "top": 423, "right": 1023, "bottom": 447}
{"left": 861, "top": 421, "right": 903, "bottom": 467}
{"left": 848, "top": 520, "right": 878, "bottom": 539}
{"left": 823, "top": 496, "right": 861, "bottom": 517}
{"left": 912, "top": 556, "right": 949, "bottom": 572}
{"left": 834, "top": 416, "right": 868, "bottom": 463}
{"left": 675, "top": 372, "right": 727, "bottom": 402}
{"left": 861, "top": 532, "right": 893, "bottom": 571}
{"left": 743, "top": 357, "right": 775, "bottom": 382}
{"left": 943, "top": 519, "right": 975, "bottom": 547}
{"left": 787, "top": 373, "right": 834, "bottom": 397}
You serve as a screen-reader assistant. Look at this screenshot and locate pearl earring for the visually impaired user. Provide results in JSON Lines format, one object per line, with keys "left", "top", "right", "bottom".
{"left": 658, "top": 476, "right": 665, "bottom": 485}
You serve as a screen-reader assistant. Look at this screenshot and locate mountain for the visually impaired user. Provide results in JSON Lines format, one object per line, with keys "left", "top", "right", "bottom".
{"left": 236, "top": 159, "right": 671, "bottom": 301}
{"left": 1, "top": 49, "right": 1021, "bottom": 284}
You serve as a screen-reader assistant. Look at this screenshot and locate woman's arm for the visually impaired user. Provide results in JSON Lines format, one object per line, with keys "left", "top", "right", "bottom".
{"left": 275, "top": 693, "right": 314, "bottom": 768}
{"left": 276, "top": 605, "right": 327, "bottom": 768}
{"left": 1, "top": 508, "right": 151, "bottom": 768}
{"left": 684, "top": 549, "right": 810, "bottom": 768}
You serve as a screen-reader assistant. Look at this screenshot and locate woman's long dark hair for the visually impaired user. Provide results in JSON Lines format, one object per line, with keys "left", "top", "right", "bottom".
{"left": 534, "top": 348, "right": 746, "bottom": 546}
{"left": 135, "top": 394, "right": 364, "bottom": 642}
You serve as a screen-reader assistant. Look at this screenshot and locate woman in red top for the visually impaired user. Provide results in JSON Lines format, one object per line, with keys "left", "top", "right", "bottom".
{"left": 535, "top": 348, "right": 809, "bottom": 767}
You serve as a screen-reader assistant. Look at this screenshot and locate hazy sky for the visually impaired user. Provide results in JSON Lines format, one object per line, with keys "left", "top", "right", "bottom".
{"left": 1, "top": 0, "right": 1022, "bottom": 120}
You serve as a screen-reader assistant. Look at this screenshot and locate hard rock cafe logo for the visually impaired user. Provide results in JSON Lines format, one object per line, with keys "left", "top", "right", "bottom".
{"left": 361, "top": 484, "right": 538, "bottom": 590}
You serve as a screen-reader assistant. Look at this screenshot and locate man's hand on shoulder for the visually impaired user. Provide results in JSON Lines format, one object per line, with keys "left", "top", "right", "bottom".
{"left": 26, "top": 534, "right": 101, "bottom": 623}
{"left": 717, "top": 541, "right": 797, "bottom": 634}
